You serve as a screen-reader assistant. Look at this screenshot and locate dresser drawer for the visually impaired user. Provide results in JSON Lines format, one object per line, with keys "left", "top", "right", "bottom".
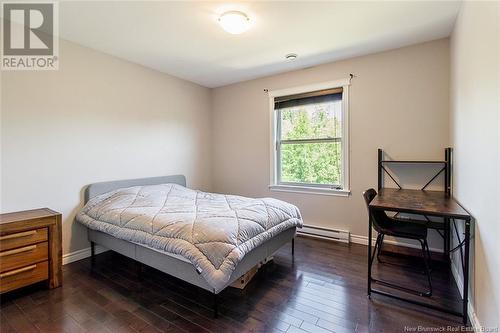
{"left": 0, "top": 242, "right": 48, "bottom": 273}
{"left": 0, "top": 228, "right": 48, "bottom": 251}
{"left": 0, "top": 261, "right": 48, "bottom": 294}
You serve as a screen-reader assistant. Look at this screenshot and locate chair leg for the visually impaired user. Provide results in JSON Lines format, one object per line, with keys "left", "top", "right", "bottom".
{"left": 377, "top": 234, "right": 385, "bottom": 262}
{"left": 370, "top": 234, "right": 381, "bottom": 265}
{"left": 425, "top": 241, "right": 432, "bottom": 270}
{"left": 420, "top": 239, "right": 433, "bottom": 297}
{"left": 370, "top": 235, "right": 432, "bottom": 298}
{"left": 291, "top": 238, "right": 295, "bottom": 256}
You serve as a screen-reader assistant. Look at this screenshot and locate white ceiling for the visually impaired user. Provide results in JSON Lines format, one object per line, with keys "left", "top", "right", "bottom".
{"left": 59, "top": 1, "right": 461, "bottom": 88}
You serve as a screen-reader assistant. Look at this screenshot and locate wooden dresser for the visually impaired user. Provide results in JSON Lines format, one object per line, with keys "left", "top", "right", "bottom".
{"left": 0, "top": 208, "right": 62, "bottom": 293}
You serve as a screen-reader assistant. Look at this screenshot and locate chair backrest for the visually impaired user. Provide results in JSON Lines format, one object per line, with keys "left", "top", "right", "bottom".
{"left": 363, "top": 188, "right": 377, "bottom": 208}
{"left": 362, "top": 188, "right": 389, "bottom": 233}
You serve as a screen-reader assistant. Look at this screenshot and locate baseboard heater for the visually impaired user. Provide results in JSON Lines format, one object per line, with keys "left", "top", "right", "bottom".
{"left": 297, "top": 225, "right": 350, "bottom": 243}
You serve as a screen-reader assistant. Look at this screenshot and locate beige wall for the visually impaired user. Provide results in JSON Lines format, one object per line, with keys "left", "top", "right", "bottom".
{"left": 1, "top": 40, "right": 212, "bottom": 255}
{"left": 212, "top": 39, "right": 450, "bottom": 244}
{"left": 0, "top": 37, "right": 453, "bottom": 267}
{"left": 450, "top": 1, "right": 500, "bottom": 328}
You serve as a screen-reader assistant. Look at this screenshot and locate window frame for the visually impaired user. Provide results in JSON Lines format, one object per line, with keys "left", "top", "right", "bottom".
{"left": 268, "top": 78, "right": 351, "bottom": 196}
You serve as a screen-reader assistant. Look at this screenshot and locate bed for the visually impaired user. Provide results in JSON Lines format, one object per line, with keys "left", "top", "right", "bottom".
{"left": 77, "top": 175, "right": 302, "bottom": 316}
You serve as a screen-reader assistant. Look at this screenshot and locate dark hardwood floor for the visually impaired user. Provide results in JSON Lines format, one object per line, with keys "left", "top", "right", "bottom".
{"left": 0, "top": 236, "right": 467, "bottom": 333}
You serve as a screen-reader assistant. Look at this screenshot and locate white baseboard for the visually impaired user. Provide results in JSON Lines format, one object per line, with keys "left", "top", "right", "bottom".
{"left": 451, "top": 259, "right": 464, "bottom": 298}
{"left": 62, "top": 245, "right": 108, "bottom": 265}
{"left": 467, "top": 306, "right": 481, "bottom": 331}
{"left": 450, "top": 258, "right": 481, "bottom": 330}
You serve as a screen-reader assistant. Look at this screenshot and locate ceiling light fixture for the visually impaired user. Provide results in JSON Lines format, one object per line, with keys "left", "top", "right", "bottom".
{"left": 285, "top": 53, "right": 298, "bottom": 61}
{"left": 218, "top": 11, "right": 250, "bottom": 35}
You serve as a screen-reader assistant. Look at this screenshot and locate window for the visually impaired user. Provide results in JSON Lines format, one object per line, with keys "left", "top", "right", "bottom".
{"left": 269, "top": 79, "right": 350, "bottom": 196}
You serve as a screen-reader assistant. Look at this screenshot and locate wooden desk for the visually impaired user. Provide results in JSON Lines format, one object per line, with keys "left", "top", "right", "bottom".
{"left": 370, "top": 188, "right": 470, "bottom": 219}
{"left": 368, "top": 189, "right": 472, "bottom": 325}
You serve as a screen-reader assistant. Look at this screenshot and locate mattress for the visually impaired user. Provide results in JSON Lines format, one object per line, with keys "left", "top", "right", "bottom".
{"left": 76, "top": 183, "right": 303, "bottom": 290}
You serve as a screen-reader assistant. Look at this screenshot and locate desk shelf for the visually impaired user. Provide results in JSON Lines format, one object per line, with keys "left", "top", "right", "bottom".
{"left": 380, "top": 160, "right": 446, "bottom": 164}
{"left": 378, "top": 148, "right": 452, "bottom": 193}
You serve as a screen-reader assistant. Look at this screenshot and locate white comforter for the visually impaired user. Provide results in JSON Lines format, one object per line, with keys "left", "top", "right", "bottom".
{"left": 76, "top": 184, "right": 303, "bottom": 291}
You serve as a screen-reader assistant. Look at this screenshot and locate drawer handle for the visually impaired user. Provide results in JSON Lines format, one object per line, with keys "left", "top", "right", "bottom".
{"left": 0, "top": 230, "right": 37, "bottom": 241}
{"left": 0, "top": 245, "right": 37, "bottom": 257}
{"left": 0, "top": 264, "right": 37, "bottom": 278}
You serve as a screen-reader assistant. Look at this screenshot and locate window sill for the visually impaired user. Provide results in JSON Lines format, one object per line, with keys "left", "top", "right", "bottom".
{"left": 268, "top": 185, "right": 351, "bottom": 197}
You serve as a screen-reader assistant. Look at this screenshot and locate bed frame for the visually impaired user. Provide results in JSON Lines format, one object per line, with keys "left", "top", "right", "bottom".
{"left": 83, "top": 175, "right": 296, "bottom": 317}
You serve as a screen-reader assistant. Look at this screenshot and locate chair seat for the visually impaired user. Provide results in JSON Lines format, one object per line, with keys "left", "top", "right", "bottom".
{"left": 393, "top": 217, "right": 445, "bottom": 231}
{"left": 379, "top": 218, "right": 428, "bottom": 239}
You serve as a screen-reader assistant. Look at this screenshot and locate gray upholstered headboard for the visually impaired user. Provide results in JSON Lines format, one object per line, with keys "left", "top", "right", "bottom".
{"left": 84, "top": 175, "right": 186, "bottom": 204}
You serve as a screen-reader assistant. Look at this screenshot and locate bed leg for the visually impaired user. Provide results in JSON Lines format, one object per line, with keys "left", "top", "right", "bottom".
{"left": 292, "top": 238, "right": 295, "bottom": 256}
{"left": 213, "top": 293, "right": 219, "bottom": 318}
{"left": 90, "top": 241, "right": 95, "bottom": 267}
{"left": 136, "top": 261, "right": 144, "bottom": 280}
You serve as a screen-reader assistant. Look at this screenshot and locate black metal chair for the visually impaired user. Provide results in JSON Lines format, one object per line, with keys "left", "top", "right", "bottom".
{"left": 363, "top": 188, "right": 433, "bottom": 297}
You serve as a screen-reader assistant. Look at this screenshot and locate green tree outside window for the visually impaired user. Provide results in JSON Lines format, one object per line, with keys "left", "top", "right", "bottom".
{"left": 279, "top": 100, "right": 342, "bottom": 186}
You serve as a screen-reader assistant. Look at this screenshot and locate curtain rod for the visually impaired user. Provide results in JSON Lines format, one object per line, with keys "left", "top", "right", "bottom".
{"left": 264, "top": 73, "right": 356, "bottom": 93}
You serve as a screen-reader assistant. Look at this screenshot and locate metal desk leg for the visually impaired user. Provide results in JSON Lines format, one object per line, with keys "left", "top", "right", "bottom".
{"left": 368, "top": 211, "right": 373, "bottom": 297}
{"left": 444, "top": 218, "right": 450, "bottom": 259}
{"left": 462, "top": 219, "right": 471, "bottom": 325}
